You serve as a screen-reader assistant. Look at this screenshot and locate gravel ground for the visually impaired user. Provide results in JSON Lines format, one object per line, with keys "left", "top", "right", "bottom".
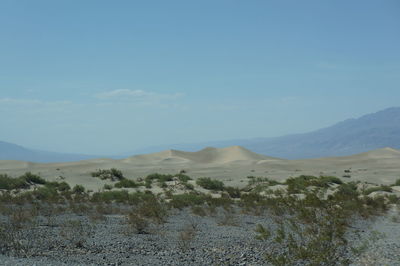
{"left": 0, "top": 206, "right": 399, "bottom": 266}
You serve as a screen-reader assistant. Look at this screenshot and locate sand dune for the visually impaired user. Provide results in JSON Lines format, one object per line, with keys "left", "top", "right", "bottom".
{"left": 1, "top": 146, "right": 400, "bottom": 189}
{"left": 122, "top": 146, "right": 274, "bottom": 164}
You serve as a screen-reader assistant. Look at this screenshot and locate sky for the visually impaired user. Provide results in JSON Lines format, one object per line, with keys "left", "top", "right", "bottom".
{"left": 0, "top": 0, "right": 399, "bottom": 155}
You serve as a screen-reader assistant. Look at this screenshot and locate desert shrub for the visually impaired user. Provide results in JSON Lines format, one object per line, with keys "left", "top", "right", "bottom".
{"left": 177, "top": 222, "right": 198, "bottom": 252}
{"left": 145, "top": 173, "right": 174, "bottom": 183}
{"left": 170, "top": 193, "right": 207, "bottom": 209}
{"left": 387, "top": 194, "right": 400, "bottom": 204}
{"left": 103, "top": 184, "right": 113, "bottom": 190}
{"left": 286, "top": 175, "right": 318, "bottom": 194}
{"left": 363, "top": 185, "right": 393, "bottom": 195}
{"left": 33, "top": 186, "right": 60, "bottom": 202}
{"left": 191, "top": 206, "right": 207, "bottom": 216}
{"left": 126, "top": 211, "right": 149, "bottom": 234}
{"left": 0, "top": 173, "right": 49, "bottom": 191}
{"left": 247, "top": 176, "right": 281, "bottom": 186}
{"left": 20, "top": 172, "right": 46, "bottom": 185}
{"left": 137, "top": 196, "right": 168, "bottom": 224}
{"left": 60, "top": 219, "right": 93, "bottom": 248}
{"left": 224, "top": 186, "right": 241, "bottom": 198}
{"left": 45, "top": 181, "right": 70, "bottom": 192}
{"left": 196, "top": 177, "right": 224, "bottom": 191}
{"left": 72, "top": 185, "right": 85, "bottom": 194}
{"left": 393, "top": 178, "right": 400, "bottom": 186}
{"left": 91, "top": 190, "right": 130, "bottom": 203}
{"left": 254, "top": 224, "right": 271, "bottom": 240}
{"left": 183, "top": 182, "right": 194, "bottom": 190}
{"left": 217, "top": 210, "right": 238, "bottom": 226}
{"left": 315, "top": 176, "right": 343, "bottom": 187}
{"left": 91, "top": 168, "right": 124, "bottom": 181}
{"left": 115, "top": 179, "right": 140, "bottom": 188}
{"left": 176, "top": 174, "right": 192, "bottom": 183}
{"left": 126, "top": 195, "right": 167, "bottom": 234}
{"left": 145, "top": 179, "right": 152, "bottom": 188}
{"left": 286, "top": 175, "right": 343, "bottom": 194}
{"left": 333, "top": 182, "right": 359, "bottom": 200}
{"left": 206, "top": 196, "right": 233, "bottom": 210}
{"left": 0, "top": 174, "right": 29, "bottom": 190}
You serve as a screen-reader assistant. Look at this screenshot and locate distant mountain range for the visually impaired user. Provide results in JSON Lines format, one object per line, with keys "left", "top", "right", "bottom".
{"left": 1, "top": 107, "right": 400, "bottom": 162}
{"left": 0, "top": 141, "right": 96, "bottom": 163}
{"left": 131, "top": 107, "right": 400, "bottom": 159}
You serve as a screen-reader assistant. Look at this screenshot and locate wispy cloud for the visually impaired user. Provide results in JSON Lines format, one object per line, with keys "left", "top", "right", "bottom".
{"left": 0, "top": 97, "right": 71, "bottom": 106}
{"left": 94, "top": 89, "right": 183, "bottom": 104}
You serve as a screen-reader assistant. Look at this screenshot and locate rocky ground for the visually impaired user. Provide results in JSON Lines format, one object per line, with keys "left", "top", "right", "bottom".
{"left": 0, "top": 205, "right": 399, "bottom": 266}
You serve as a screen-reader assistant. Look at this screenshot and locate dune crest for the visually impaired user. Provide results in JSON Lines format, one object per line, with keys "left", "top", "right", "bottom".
{"left": 123, "top": 146, "right": 275, "bottom": 164}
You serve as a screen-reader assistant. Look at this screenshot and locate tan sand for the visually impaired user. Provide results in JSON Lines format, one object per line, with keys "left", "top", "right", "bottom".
{"left": 1, "top": 146, "right": 399, "bottom": 191}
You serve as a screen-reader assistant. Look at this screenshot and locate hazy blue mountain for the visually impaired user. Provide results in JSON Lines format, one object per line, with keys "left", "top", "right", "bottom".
{"left": 0, "top": 141, "right": 97, "bottom": 163}
{"left": 2, "top": 107, "right": 400, "bottom": 161}
{"left": 130, "top": 107, "right": 400, "bottom": 159}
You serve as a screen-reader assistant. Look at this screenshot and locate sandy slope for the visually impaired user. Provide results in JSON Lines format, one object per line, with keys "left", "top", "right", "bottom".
{"left": 0, "top": 146, "right": 399, "bottom": 190}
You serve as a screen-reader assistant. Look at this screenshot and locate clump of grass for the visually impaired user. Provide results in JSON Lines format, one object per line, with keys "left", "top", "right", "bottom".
{"left": 247, "top": 176, "right": 281, "bottom": 186}
{"left": 363, "top": 185, "right": 393, "bottom": 195}
{"left": 392, "top": 178, "right": 400, "bottom": 186}
{"left": 224, "top": 186, "right": 241, "bottom": 198}
{"left": 0, "top": 172, "right": 47, "bottom": 190}
{"left": 145, "top": 173, "right": 174, "bottom": 183}
{"left": 170, "top": 193, "right": 207, "bottom": 209}
{"left": 286, "top": 175, "right": 343, "bottom": 194}
{"left": 196, "top": 177, "right": 224, "bottom": 191}
{"left": 177, "top": 222, "right": 198, "bottom": 252}
{"left": 114, "top": 179, "right": 141, "bottom": 188}
{"left": 176, "top": 174, "right": 192, "bottom": 183}
{"left": 103, "top": 184, "right": 113, "bottom": 190}
{"left": 126, "top": 194, "right": 168, "bottom": 234}
{"left": 45, "top": 181, "right": 71, "bottom": 192}
{"left": 72, "top": 185, "right": 85, "bottom": 194}
{"left": 91, "top": 168, "right": 124, "bottom": 181}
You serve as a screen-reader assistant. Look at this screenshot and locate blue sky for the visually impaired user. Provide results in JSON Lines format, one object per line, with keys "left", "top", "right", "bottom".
{"left": 0, "top": 0, "right": 399, "bottom": 154}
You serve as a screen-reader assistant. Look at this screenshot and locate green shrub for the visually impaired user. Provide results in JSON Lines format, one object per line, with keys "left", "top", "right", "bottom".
{"left": 103, "top": 184, "right": 113, "bottom": 190}
{"left": 91, "top": 190, "right": 130, "bottom": 203}
{"left": 196, "top": 177, "right": 224, "bottom": 191}
{"left": 393, "top": 179, "right": 400, "bottom": 186}
{"left": 33, "top": 186, "right": 59, "bottom": 201}
{"left": 72, "top": 185, "right": 85, "bottom": 194}
{"left": 0, "top": 173, "right": 47, "bottom": 190}
{"left": 20, "top": 172, "right": 46, "bottom": 185}
{"left": 247, "top": 176, "right": 281, "bottom": 186}
{"left": 170, "top": 193, "right": 207, "bottom": 209}
{"left": 0, "top": 174, "right": 26, "bottom": 190}
{"left": 224, "top": 186, "right": 241, "bottom": 198}
{"left": 183, "top": 183, "right": 194, "bottom": 190}
{"left": 145, "top": 173, "right": 174, "bottom": 183}
{"left": 315, "top": 176, "right": 343, "bottom": 187}
{"left": 286, "top": 175, "right": 318, "bottom": 194}
{"left": 115, "top": 179, "right": 140, "bottom": 188}
{"left": 45, "top": 181, "right": 70, "bottom": 192}
{"left": 91, "top": 168, "right": 124, "bottom": 181}
{"left": 363, "top": 185, "right": 393, "bottom": 195}
{"left": 286, "top": 175, "right": 343, "bottom": 194}
{"left": 177, "top": 174, "right": 192, "bottom": 183}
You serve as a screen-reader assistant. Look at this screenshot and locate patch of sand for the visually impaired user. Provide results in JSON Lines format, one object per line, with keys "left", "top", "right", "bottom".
{"left": 1, "top": 146, "right": 399, "bottom": 191}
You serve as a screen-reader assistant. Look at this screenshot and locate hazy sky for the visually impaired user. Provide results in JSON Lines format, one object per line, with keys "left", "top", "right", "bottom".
{"left": 1, "top": 0, "right": 399, "bottom": 154}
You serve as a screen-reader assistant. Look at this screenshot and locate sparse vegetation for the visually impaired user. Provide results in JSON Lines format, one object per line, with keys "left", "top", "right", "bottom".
{"left": 0, "top": 171, "right": 396, "bottom": 265}
{"left": 91, "top": 168, "right": 125, "bottom": 181}
{"left": 196, "top": 177, "right": 224, "bottom": 191}
{"left": 363, "top": 185, "right": 393, "bottom": 195}
{"left": 114, "top": 178, "right": 141, "bottom": 188}
{"left": 0, "top": 172, "right": 46, "bottom": 190}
